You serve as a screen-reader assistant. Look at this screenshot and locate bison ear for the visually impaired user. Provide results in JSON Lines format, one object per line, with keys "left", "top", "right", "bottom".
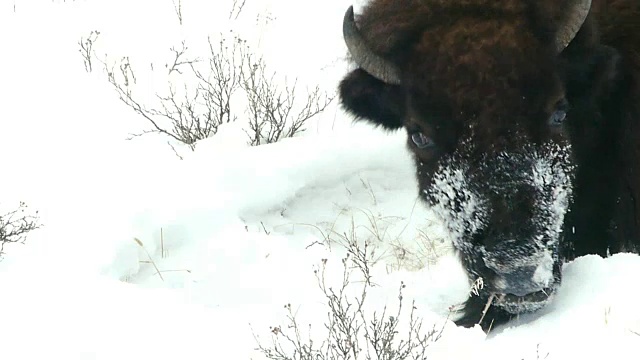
{"left": 339, "top": 68, "right": 406, "bottom": 130}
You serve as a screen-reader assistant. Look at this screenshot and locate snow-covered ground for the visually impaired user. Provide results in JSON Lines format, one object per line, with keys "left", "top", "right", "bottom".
{"left": 1, "top": 1, "right": 639, "bottom": 359}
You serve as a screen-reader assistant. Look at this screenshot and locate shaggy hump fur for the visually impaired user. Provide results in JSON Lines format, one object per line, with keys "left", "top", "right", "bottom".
{"left": 339, "top": 0, "right": 640, "bottom": 332}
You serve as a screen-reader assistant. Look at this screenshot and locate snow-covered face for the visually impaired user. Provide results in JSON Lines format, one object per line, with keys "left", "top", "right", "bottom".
{"left": 396, "top": 38, "right": 578, "bottom": 316}
{"left": 422, "top": 139, "right": 575, "bottom": 314}
{"left": 339, "top": 12, "right": 585, "bottom": 318}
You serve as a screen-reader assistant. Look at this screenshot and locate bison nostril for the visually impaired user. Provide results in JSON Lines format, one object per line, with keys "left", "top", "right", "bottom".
{"left": 483, "top": 248, "right": 555, "bottom": 296}
{"left": 495, "top": 267, "right": 546, "bottom": 296}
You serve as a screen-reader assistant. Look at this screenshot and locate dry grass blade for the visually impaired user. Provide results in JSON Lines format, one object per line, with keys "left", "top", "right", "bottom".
{"left": 133, "top": 237, "right": 165, "bottom": 282}
{"left": 478, "top": 293, "right": 496, "bottom": 325}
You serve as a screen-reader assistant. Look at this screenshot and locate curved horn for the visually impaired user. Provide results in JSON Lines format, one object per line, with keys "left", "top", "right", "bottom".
{"left": 554, "top": 0, "right": 592, "bottom": 52}
{"left": 343, "top": 5, "right": 402, "bottom": 85}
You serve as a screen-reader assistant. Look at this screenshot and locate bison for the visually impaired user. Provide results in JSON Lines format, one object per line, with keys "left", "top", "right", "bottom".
{"left": 338, "top": 0, "right": 640, "bottom": 331}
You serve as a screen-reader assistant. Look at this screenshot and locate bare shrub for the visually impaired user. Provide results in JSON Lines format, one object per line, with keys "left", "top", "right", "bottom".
{"left": 105, "top": 53, "right": 195, "bottom": 145}
{"left": 90, "top": 2, "right": 332, "bottom": 151}
{"left": 101, "top": 35, "right": 332, "bottom": 149}
{"left": 0, "top": 202, "right": 41, "bottom": 259}
{"left": 241, "top": 50, "right": 333, "bottom": 146}
{"left": 79, "top": 30, "right": 100, "bottom": 73}
{"left": 191, "top": 36, "right": 244, "bottom": 127}
{"left": 229, "top": 0, "right": 247, "bottom": 20}
{"left": 102, "top": 40, "right": 231, "bottom": 149}
{"left": 253, "top": 238, "right": 446, "bottom": 360}
{"left": 171, "top": 0, "right": 183, "bottom": 25}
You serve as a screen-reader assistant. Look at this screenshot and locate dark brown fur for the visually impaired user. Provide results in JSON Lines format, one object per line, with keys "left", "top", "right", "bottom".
{"left": 339, "top": 0, "right": 640, "bottom": 331}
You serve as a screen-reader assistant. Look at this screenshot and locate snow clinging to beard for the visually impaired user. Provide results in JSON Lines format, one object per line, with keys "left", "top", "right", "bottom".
{"left": 529, "top": 144, "right": 575, "bottom": 258}
{"left": 425, "top": 157, "right": 488, "bottom": 253}
{"left": 424, "top": 142, "right": 575, "bottom": 301}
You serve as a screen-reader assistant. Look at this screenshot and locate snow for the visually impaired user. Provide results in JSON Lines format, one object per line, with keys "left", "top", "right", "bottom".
{"left": 0, "top": 0, "right": 639, "bottom": 359}
{"left": 532, "top": 249, "right": 555, "bottom": 288}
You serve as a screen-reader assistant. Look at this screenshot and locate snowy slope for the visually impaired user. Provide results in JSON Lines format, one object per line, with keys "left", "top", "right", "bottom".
{"left": 0, "top": 1, "right": 639, "bottom": 359}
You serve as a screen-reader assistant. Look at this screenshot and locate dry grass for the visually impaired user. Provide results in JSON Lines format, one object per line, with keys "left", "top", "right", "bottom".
{"left": 132, "top": 231, "right": 191, "bottom": 282}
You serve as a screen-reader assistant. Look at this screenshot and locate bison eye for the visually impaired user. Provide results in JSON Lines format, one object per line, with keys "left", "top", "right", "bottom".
{"left": 549, "top": 99, "right": 570, "bottom": 126}
{"left": 411, "top": 132, "right": 435, "bottom": 149}
{"left": 549, "top": 110, "right": 567, "bottom": 126}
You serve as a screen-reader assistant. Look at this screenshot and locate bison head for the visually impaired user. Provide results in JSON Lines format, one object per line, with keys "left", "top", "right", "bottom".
{"left": 338, "top": 0, "right": 615, "bottom": 329}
